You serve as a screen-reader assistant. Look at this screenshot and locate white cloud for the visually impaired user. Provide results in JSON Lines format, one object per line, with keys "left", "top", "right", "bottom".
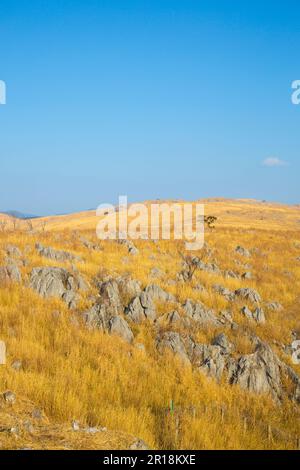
{"left": 262, "top": 157, "right": 289, "bottom": 167}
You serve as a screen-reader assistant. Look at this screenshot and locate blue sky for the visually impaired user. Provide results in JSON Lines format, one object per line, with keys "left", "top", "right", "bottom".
{"left": 0, "top": 0, "right": 299, "bottom": 214}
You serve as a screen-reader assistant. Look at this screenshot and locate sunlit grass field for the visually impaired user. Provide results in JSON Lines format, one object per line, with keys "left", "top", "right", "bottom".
{"left": 0, "top": 198, "right": 300, "bottom": 449}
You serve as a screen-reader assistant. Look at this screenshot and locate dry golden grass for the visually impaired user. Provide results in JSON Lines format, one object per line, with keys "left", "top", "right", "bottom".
{"left": 0, "top": 198, "right": 300, "bottom": 449}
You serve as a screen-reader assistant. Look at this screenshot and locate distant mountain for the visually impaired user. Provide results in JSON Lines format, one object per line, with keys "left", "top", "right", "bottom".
{"left": 1, "top": 210, "right": 40, "bottom": 220}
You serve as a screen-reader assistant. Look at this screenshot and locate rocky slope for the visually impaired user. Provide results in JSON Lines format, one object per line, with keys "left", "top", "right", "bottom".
{"left": 1, "top": 199, "right": 300, "bottom": 449}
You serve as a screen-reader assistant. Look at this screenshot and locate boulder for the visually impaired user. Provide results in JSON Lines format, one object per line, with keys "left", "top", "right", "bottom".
{"left": 125, "top": 284, "right": 175, "bottom": 323}
{"left": 99, "top": 279, "right": 122, "bottom": 313}
{"left": 129, "top": 438, "right": 150, "bottom": 450}
{"left": 6, "top": 245, "right": 22, "bottom": 257}
{"left": 235, "top": 246, "right": 250, "bottom": 257}
{"left": 229, "top": 343, "right": 282, "bottom": 399}
{"left": 156, "top": 332, "right": 190, "bottom": 364}
{"left": 212, "top": 333, "right": 233, "bottom": 354}
{"left": 241, "top": 272, "right": 252, "bottom": 280}
{"left": 241, "top": 306, "right": 266, "bottom": 324}
{"left": 150, "top": 267, "right": 164, "bottom": 278}
{"left": 241, "top": 306, "right": 253, "bottom": 320}
{"left": 253, "top": 307, "right": 266, "bottom": 324}
{"left": 116, "top": 277, "right": 142, "bottom": 299}
{"left": 191, "top": 344, "right": 225, "bottom": 381}
{"left": 165, "top": 310, "right": 181, "bottom": 325}
{"left": 30, "top": 267, "right": 86, "bottom": 308}
{"left": 224, "top": 270, "right": 240, "bottom": 279}
{"left": 0, "top": 263, "right": 21, "bottom": 284}
{"left": 11, "top": 360, "right": 22, "bottom": 371}
{"left": 183, "top": 300, "right": 220, "bottom": 326}
{"left": 35, "top": 243, "right": 82, "bottom": 262}
{"left": 108, "top": 316, "right": 134, "bottom": 343}
{"left": 83, "top": 303, "right": 133, "bottom": 343}
{"left": 125, "top": 297, "right": 145, "bottom": 323}
{"left": 235, "top": 288, "right": 261, "bottom": 304}
{"left": 213, "top": 284, "right": 235, "bottom": 301}
{"left": 266, "top": 302, "right": 283, "bottom": 311}
{"left": 3, "top": 391, "right": 16, "bottom": 404}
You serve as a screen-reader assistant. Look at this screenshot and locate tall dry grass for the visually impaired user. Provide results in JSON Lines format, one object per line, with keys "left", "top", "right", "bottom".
{"left": 0, "top": 200, "right": 300, "bottom": 449}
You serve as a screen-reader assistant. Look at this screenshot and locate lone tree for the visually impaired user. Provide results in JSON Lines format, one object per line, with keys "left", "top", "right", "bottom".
{"left": 178, "top": 252, "right": 201, "bottom": 281}
{"left": 204, "top": 215, "right": 217, "bottom": 229}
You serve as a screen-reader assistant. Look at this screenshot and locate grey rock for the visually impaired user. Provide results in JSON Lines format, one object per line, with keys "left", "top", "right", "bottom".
{"left": 125, "top": 284, "right": 175, "bottom": 323}
{"left": 213, "top": 284, "right": 235, "bottom": 301}
{"left": 229, "top": 343, "right": 282, "bottom": 399}
{"left": 198, "top": 261, "right": 221, "bottom": 274}
{"left": 83, "top": 303, "right": 133, "bottom": 343}
{"left": 150, "top": 267, "right": 164, "bottom": 278}
{"left": 62, "top": 290, "right": 79, "bottom": 309}
{"left": 6, "top": 245, "right": 22, "bottom": 257}
{"left": 108, "top": 316, "right": 134, "bottom": 343}
{"left": 32, "top": 408, "right": 43, "bottom": 420}
{"left": 0, "top": 263, "right": 21, "bottom": 284}
{"left": 129, "top": 438, "right": 149, "bottom": 450}
{"left": 242, "top": 272, "right": 252, "bottom": 280}
{"left": 11, "top": 360, "right": 22, "bottom": 371}
{"left": 235, "top": 246, "right": 251, "bottom": 257}
{"left": 212, "top": 333, "right": 233, "bottom": 354}
{"left": 3, "top": 391, "right": 16, "bottom": 404}
{"left": 125, "top": 297, "right": 145, "bottom": 323}
{"left": 85, "top": 427, "right": 99, "bottom": 434}
{"left": 135, "top": 343, "right": 146, "bottom": 352}
{"left": 144, "top": 284, "right": 175, "bottom": 303}
{"left": 116, "top": 276, "right": 142, "bottom": 299}
{"left": 72, "top": 420, "right": 80, "bottom": 431}
{"left": 166, "top": 310, "right": 181, "bottom": 324}
{"left": 30, "top": 267, "right": 86, "bottom": 308}
{"left": 156, "top": 332, "right": 190, "bottom": 364}
{"left": 224, "top": 270, "right": 240, "bottom": 279}
{"left": 241, "top": 306, "right": 265, "bottom": 323}
{"left": 241, "top": 305, "right": 253, "bottom": 320}
{"left": 23, "top": 420, "right": 34, "bottom": 434}
{"left": 235, "top": 288, "right": 261, "bottom": 304}
{"left": 83, "top": 303, "right": 112, "bottom": 330}
{"left": 193, "top": 344, "right": 225, "bottom": 381}
{"left": 183, "top": 300, "right": 220, "bottom": 326}
{"left": 99, "top": 279, "right": 122, "bottom": 313}
{"left": 35, "top": 243, "right": 82, "bottom": 262}
{"left": 220, "top": 310, "right": 233, "bottom": 324}
{"left": 253, "top": 307, "right": 266, "bottom": 324}
{"left": 266, "top": 302, "right": 283, "bottom": 311}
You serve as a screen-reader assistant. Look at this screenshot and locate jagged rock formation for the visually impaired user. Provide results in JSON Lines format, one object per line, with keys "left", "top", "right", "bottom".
{"left": 183, "top": 299, "right": 220, "bottom": 326}
{"left": 35, "top": 243, "right": 82, "bottom": 262}
{"left": 241, "top": 306, "right": 266, "bottom": 324}
{"left": 0, "top": 262, "right": 21, "bottom": 284}
{"left": 30, "top": 267, "right": 87, "bottom": 308}
{"left": 156, "top": 332, "right": 300, "bottom": 403}
{"left": 235, "top": 288, "right": 261, "bottom": 304}
{"left": 125, "top": 284, "right": 175, "bottom": 323}
{"left": 235, "top": 246, "right": 251, "bottom": 257}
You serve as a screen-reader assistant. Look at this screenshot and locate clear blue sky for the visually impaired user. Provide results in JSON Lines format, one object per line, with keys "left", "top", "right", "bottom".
{"left": 0, "top": 0, "right": 299, "bottom": 214}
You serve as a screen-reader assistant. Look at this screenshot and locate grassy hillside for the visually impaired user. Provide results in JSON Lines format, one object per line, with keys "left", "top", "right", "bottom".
{"left": 0, "top": 199, "right": 300, "bottom": 449}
